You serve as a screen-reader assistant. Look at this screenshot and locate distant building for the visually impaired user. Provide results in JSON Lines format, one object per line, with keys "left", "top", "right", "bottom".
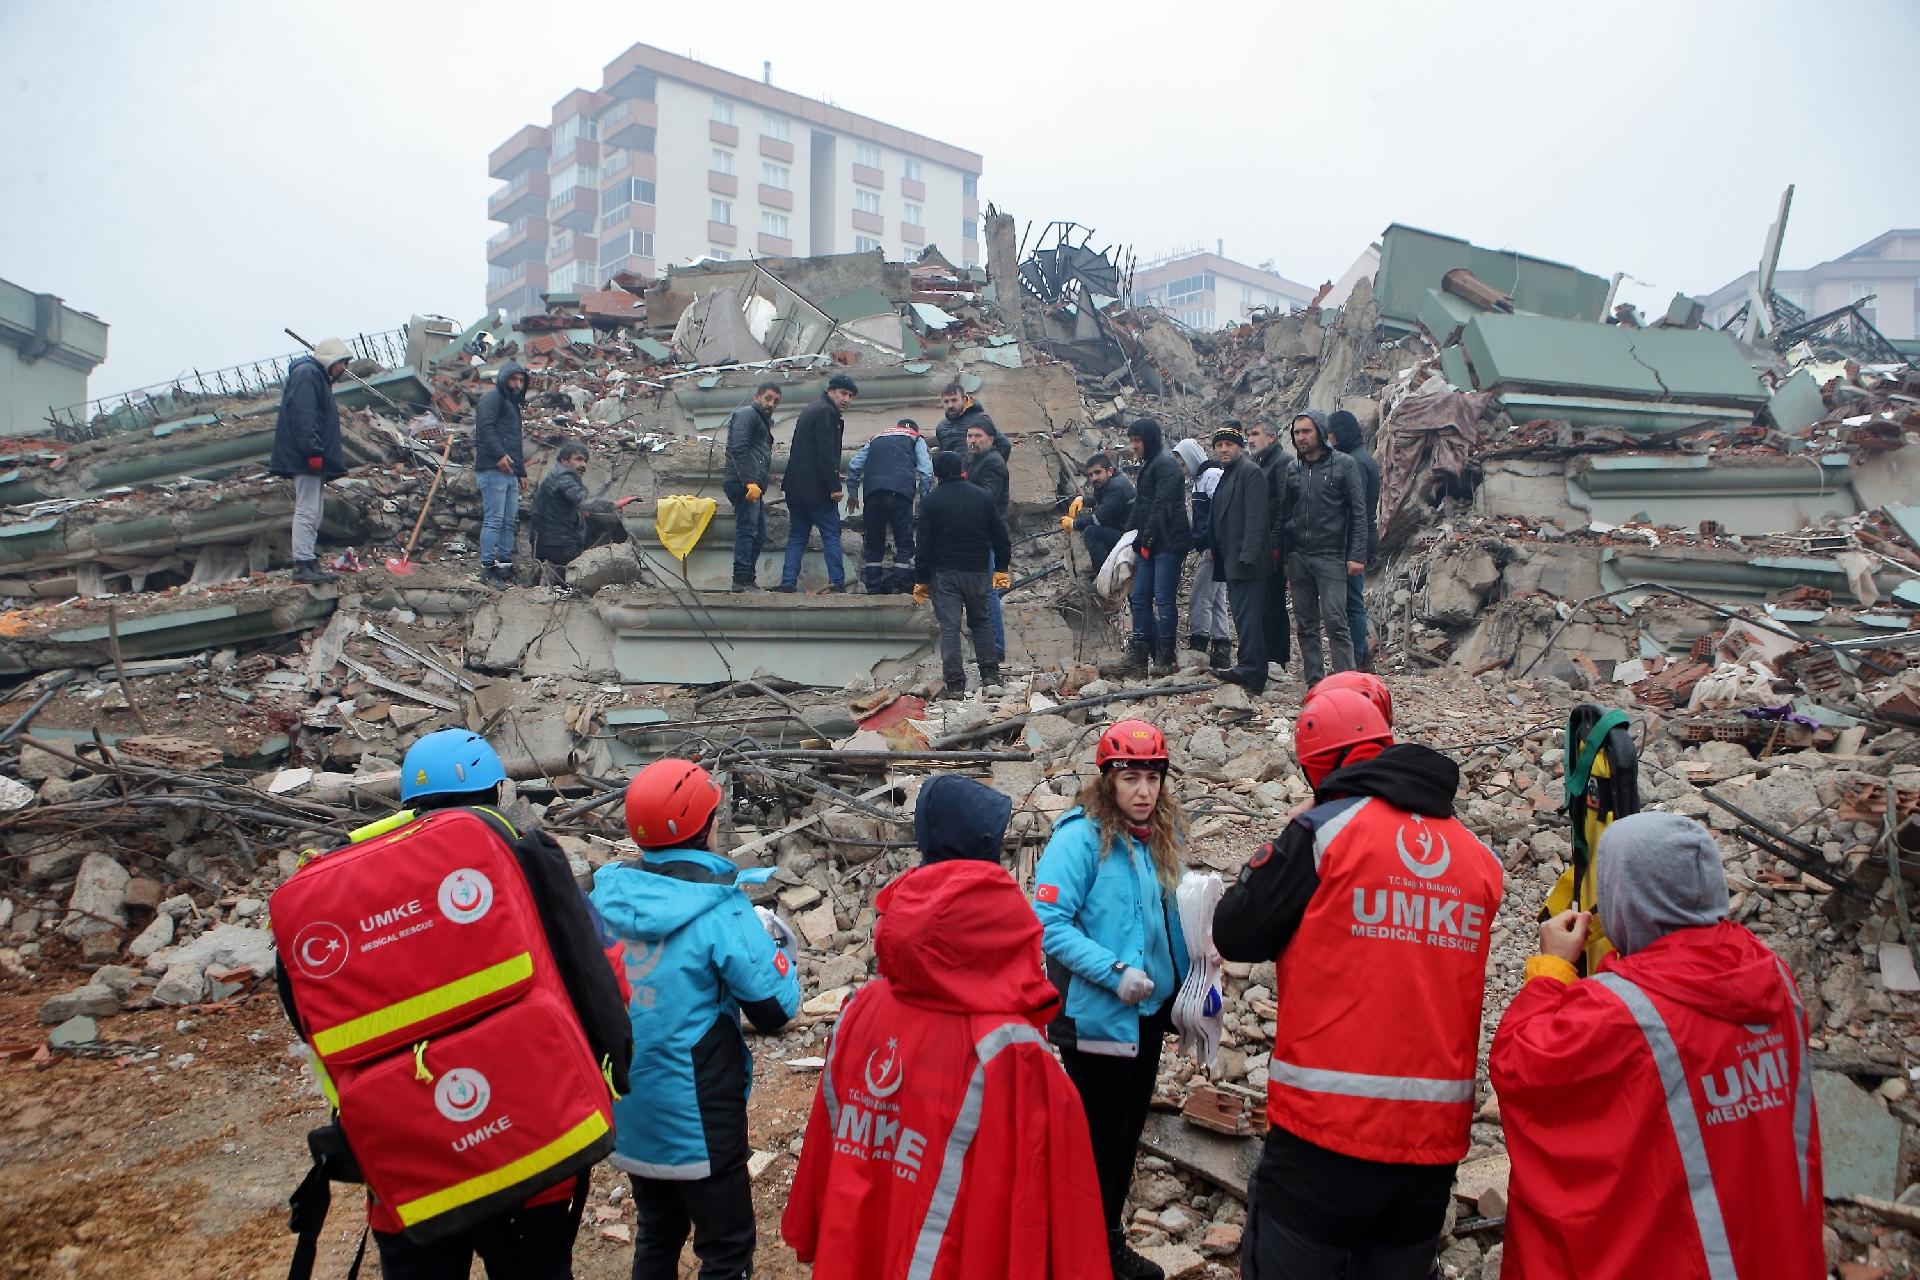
{"left": 0, "top": 278, "right": 108, "bottom": 436}
{"left": 485, "top": 42, "right": 984, "bottom": 320}
{"left": 1130, "top": 247, "right": 1315, "bottom": 331}
{"left": 1696, "top": 228, "right": 1920, "bottom": 340}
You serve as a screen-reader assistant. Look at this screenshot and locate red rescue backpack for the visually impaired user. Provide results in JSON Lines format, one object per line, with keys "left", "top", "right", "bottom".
{"left": 271, "top": 806, "right": 617, "bottom": 1261}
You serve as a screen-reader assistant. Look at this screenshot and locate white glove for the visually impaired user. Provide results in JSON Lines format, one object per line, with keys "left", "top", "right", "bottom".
{"left": 755, "top": 906, "right": 799, "bottom": 952}
{"left": 1116, "top": 967, "right": 1156, "bottom": 1006}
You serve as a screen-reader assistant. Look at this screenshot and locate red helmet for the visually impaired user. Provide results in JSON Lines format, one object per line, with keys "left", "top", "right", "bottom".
{"left": 1312, "top": 671, "right": 1393, "bottom": 725}
{"left": 1295, "top": 689, "right": 1393, "bottom": 788}
{"left": 625, "top": 759, "right": 721, "bottom": 849}
{"left": 1096, "top": 719, "right": 1169, "bottom": 772}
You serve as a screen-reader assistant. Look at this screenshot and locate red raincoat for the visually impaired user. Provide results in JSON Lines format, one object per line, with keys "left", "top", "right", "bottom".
{"left": 1490, "top": 922, "right": 1823, "bottom": 1279}
{"left": 781, "top": 860, "right": 1110, "bottom": 1280}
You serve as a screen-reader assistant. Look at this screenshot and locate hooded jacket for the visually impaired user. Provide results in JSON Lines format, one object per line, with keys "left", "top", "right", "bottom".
{"left": 782, "top": 860, "right": 1110, "bottom": 1280}
{"left": 1125, "top": 420, "right": 1193, "bottom": 556}
{"left": 936, "top": 397, "right": 1012, "bottom": 461}
{"left": 530, "top": 464, "right": 616, "bottom": 563}
{"left": 916, "top": 774, "right": 1013, "bottom": 865}
{"left": 1279, "top": 411, "right": 1366, "bottom": 564}
{"left": 474, "top": 362, "right": 528, "bottom": 478}
{"left": 1072, "top": 472, "right": 1135, "bottom": 534}
{"left": 784, "top": 393, "right": 846, "bottom": 506}
{"left": 964, "top": 441, "right": 1011, "bottom": 516}
{"left": 1329, "top": 411, "right": 1381, "bottom": 566}
{"left": 722, "top": 398, "right": 775, "bottom": 488}
{"left": 1172, "top": 439, "right": 1219, "bottom": 551}
{"left": 1209, "top": 452, "right": 1271, "bottom": 582}
{"left": 591, "top": 848, "right": 799, "bottom": 1179}
{"left": 269, "top": 355, "right": 349, "bottom": 479}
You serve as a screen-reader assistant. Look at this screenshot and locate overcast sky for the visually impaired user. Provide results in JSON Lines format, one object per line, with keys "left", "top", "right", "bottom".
{"left": 3, "top": 0, "right": 1916, "bottom": 399}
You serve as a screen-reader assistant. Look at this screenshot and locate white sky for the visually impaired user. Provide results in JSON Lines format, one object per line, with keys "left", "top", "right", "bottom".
{"left": 3, "top": 0, "right": 1916, "bottom": 400}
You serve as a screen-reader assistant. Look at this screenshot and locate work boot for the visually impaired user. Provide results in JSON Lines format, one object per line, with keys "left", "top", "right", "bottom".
{"left": 1108, "top": 1229, "right": 1164, "bottom": 1280}
{"left": 769, "top": 583, "right": 797, "bottom": 594}
{"left": 292, "top": 560, "right": 338, "bottom": 584}
{"left": 1208, "top": 638, "right": 1233, "bottom": 669}
{"left": 1100, "top": 636, "right": 1150, "bottom": 680}
{"left": 1186, "top": 633, "right": 1209, "bottom": 654}
{"left": 977, "top": 663, "right": 1001, "bottom": 688}
{"left": 1152, "top": 638, "right": 1178, "bottom": 675}
{"left": 935, "top": 679, "right": 966, "bottom": 701}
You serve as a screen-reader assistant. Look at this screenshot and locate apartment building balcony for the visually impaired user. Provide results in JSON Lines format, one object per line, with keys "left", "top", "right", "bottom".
{"left": 602, "top": 48, "right": 660, "bottom": 102}
{"left": 902, "top": 223, "right": 925, "bottom": 246}
{"left": 549, "top": 185, "right": 599, "bottom": 233}
{"left": 709, "top": 171, "right": 738, "bottom": 197}
{"left": 901, "top": 177, "right": 926, "bottom": 201}
{"left": 550, "top": 136, "right": 601, "bottom": 170}
{"left": 759, "top": 135, "right": 794, "bottom": 163}
{"left": 852, "top": 164, "right": 883, "bottom": 189}
{"left": 489, "top": 125, "right": 551, "bottom": 180}
{"left": 710, "top": 120, "right": 739, "bottom": 146}
{"left": 487, "top": 263, "right": 548, "bottom": 306}
{"left": 708, "top": 221, "right": 738, "bottom": 247}
{"left": 759, "top": 184, "right": 793, "bottom": 211}
{"left": 488, "top": 170, "right": 549, "bottom": 223}
{"left": 600, "top": 148, "right": 657, "bottom": 186}
{"left": 597, "top": 202, "right": 656, "bottom": 241}
{"left": 851, "top": 209, "right": 884, "bottom": 235}
{"left": 600, "top": 98, "right": 659, "bottom": 150}
{"left": 547, "top": 231, "right": 599, "bottom": 271}
{"left": 757, "top": 233, "right": 794, "bottom": 256}
{"left": 486, "top": 216, "right": 549, "bottom": 267}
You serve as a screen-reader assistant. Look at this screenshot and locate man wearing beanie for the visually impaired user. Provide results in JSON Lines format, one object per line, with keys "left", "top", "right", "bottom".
{"left": 1491, "top": 812, "right": 1823, "bottom": 1278}
{"left": 269, "top": 337, "right": 353, "bottom": 584}
{"left": 1206, "top": 424, "right": 1273, "bottom": 694}
{"left": 783, "top": 775, "right": 1109, "bottom": 1278}
{"left": 776, "top": 373, "right": 857, "bottom": 593}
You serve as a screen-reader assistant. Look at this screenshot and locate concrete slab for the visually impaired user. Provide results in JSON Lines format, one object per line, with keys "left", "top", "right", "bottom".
{"left": 1461, "top": 313, "right": 1767, "bottom": 406}
{"left": 599, "top": 591, "right": 929, "bottom": 687}
{"left": 1138, "top": 1110, "right": 1260, "bottom": 1202}
{"left": 1375, "top": 224, "right": 1609, "bottom": 333}
{"left": 1812, "top": 1070, "right": 1900, "bottom": 1200}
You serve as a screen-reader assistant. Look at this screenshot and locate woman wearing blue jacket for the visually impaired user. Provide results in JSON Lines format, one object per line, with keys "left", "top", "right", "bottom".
{"left": 1033, "top": 718, "right": 1190, "bottom": 1280}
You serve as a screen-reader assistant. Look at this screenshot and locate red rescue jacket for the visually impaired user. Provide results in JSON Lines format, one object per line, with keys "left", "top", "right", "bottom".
{"left": 781, "top": 861, "right": 1109, "bottom": 1280}
{"left": 1490, "top": 922, "right": 1824, "bottom": 1279}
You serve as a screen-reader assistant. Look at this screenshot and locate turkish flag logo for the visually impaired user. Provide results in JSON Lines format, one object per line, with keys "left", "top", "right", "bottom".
{"left": 1036, "top": 884, "right": 1059, "bottom": 904}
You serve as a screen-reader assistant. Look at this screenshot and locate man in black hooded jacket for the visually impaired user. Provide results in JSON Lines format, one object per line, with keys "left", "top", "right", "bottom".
{"left": 474, "top": 362, "right": 529, "bottom": 587}
{"left": 1279, "top": 411, "right": 1366, "bottom": 684}
{"left": 1329, "top": 410, "right": 1381, "bottom": 669}
{"left": 1116, "top": 417, "right": 1192, "bottom": 676}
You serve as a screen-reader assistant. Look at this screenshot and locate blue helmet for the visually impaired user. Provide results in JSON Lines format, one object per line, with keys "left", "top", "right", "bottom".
{"left": 400, "top": 729, "right": 507, "bottom": 803}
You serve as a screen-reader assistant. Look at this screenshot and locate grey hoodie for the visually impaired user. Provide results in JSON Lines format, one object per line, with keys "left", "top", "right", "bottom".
{"left": 1595, "top": 811, "right": 1730, "bottom": 956}
{"left": 1279, "top": 410, "right": 1366, "bottom": 563}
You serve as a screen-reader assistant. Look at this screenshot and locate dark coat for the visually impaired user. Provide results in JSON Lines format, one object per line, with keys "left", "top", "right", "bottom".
{"left": 964, "top": 444, "right": 1010, "bottom": 516}
{"left": 1330, "top": 414, "right": 1382, "bottom": 566}
{"left": 1073, "top": 472, "right": 1135, "bottom": 535}
{"left": 1125, "top": 420, "right": 1193, "bottom": 556}
{"left": 1209, "top": 455, "right": 1272, "bottom": 582}
{"left": 531, "top": 465, "right": 615, "bottom": 562}
{"left": 936, "top": 399, "right": 1011, "bottom": 461}
{"left": 1279, "top": 412, "right": 1367, "bottom": 564}
{"left": 783, "top": 395, "right": 844, "bottom": 506}
{"left": 722, "top": 400, "right": 774, "bottom": 488}
{"left": 914, "top": 476, "right": 1012, "bottom": 581}
{"left": 474, "top": 362, "right": 528, "bottom": 477}
{"left": 1252, "top": 440, "right": 1289, "bottom": 557}
{"left": 268, "top": 356, "right": 348, "bottom": 479}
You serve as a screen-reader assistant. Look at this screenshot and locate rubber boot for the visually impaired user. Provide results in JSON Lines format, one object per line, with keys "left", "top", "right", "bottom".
{"left": 1101, "top": 636, "right": 1150, "bottom": 680}
{"left": 1109, "top": 1229, "right": 1164, "bottom": 1280}
{"left": 1152, "top": 637, "right": 1178, "bottom": 675}
{"left": 1208, "top": 638, "right": 1233, "bottom": 669}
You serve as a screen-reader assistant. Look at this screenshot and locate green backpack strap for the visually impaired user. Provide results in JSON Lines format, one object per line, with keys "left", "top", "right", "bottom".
{"left": 1564, "top": 708, "right": 1631, "bottom": 811}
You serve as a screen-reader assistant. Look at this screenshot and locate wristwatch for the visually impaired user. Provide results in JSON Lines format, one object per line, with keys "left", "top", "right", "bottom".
{"left": 1110, "top": 961, "right": 1127, "bottom": 977}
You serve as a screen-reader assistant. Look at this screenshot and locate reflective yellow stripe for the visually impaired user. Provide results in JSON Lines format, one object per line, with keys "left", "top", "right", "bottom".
{"left": 396, "top": 1110, "right": 609, "bottom": 1227}
{"left": 310, "top": 953, "right": 534, "bottom": 1059}
{"left": 348, "top": 809, "right": 418, "bottom": 845}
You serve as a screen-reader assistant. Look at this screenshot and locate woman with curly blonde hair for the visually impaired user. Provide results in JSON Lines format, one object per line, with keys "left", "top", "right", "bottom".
{"left": 1032, "top": 718, "right": 1190, "bottom": 1280}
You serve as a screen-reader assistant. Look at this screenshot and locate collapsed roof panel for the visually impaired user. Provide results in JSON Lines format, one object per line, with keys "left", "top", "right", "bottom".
{"left": 1375, "top": 223, "right": 1610, "bottom": 333}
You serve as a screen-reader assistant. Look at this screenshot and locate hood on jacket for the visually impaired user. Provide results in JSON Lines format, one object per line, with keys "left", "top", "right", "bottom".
{"left": 873, "top": 860, "right": 1060, "bottom": 1022}
{"left": 495, "top": 361, "right": 528, "bottom": 404}
{"left": 312, "top": 337, "right": 351, "bottom": 373}
{"left": 1328, "top": 409, "right": 1364, "bottom": 453}
{"left": 915, "top": 775, "right": 1011, "bottom": 865}
{"left": 1291, "top": 409, "right": 1331, "bottom": 452}
{"left": 1606, "top": 920, "right": 1792, "bottom": 1025}
{"left": 591, "top": 848, "right": 741, "bottom": 942}
{"left": 1128, "top": 417, "right": 1165, "bottom": 461}
{"left": 1316, "top": 743, "right": 1459, "bottom": 817}
{"left": 1172, "top": 438, "right": 1208, "bottom": 477}
{"left": 1595, "top": 811, "right": 1729, "bottom": 956}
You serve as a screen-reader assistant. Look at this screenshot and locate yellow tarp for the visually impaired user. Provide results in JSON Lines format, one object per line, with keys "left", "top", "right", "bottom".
{"left": 654, "top": 495, "right": 718, "bottom": 562}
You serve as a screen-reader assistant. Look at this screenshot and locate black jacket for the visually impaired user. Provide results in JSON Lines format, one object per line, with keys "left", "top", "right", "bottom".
{"left": 964, "top": 444, "right": 1010, "bottom": 515}
{"left": 783, "top": 395, "right": 844, "bottom": 506}
{"left": 1331, "top": 417, "right": 1382, "bottom": 567}
{"left": 936, "top": 399, "right": 1011, "bottom": 461}
{"left": 914, "top": 476, "right": 1011, "bottom": 581}
{"left": 474, "top": 362, "right": 528, "bottom": 477}
{"left": 1280, "top": 412, "right": 1366, "bottom": 563}
{"left": 1252, "top": 440, "right": 1289, "bottom": 558}
{"left": 1209, "top": 455, "right": 1271, "bottom": 582}
{"left": 1214, "top": 745, "right": 1462, "bottom": 964}
{"left": 268, "top": 356, "right": 348, "bottom": 479}
{"left": 532, "top": 465, "right": 615, "bottom": 561}
{"left": 722, "top": 400, "right": 774, "bottom": 488}
{"left": 1073, "top": 473, "right": 1135, "bottom": 535}
{"left": 1126, "top": 420, "right": 1193, "bottom": 555}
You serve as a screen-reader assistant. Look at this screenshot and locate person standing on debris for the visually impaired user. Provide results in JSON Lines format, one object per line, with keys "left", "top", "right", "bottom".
{"left": 1279, "top": 411, "right": 1366, "bottom": 685}
{"left": 1490, "top": 811, "right": 1823, "bottom": 1278}
{"left": 776, "top": 373, "right": 857, "bottom": 593}
{"left": 1116, "top": 417, "right": 1193, "bottom": 677}
{"left": 1213, "top": 688, "right": 1504, "bottom": 1279}
{"left": 1327, "top": 410, "right": 1380, "bottom": 670}
{"left": 1034, "top": 719, "right": 1191, "bottom": 1280}
{"left": 473, "top": 361, "right": 529, "bottom": 587}
{"left": 964, "top": 421, "right": 1013, "bottom": 656}
{"left": 593, "top": 758, "right": 801, "bottom": 1279}
{"left": 783, "top": 775, "right": 1111, "bottom": 1278}
{"left": 531, "top": 442, "right": 638, "bottom": 588}
{"left": 846, "top": 416, "right": 932, "bottom": 594}
{"left": 937, "top": 382, "right": 1011, "bottom": 460}
{"left": 1207, "top": 424, "right": 1274, "bottom": 693}
{"left": 1244, "top": 420, "right": 1291, "bottom": 672}
{"left": 722, "top": 382, "right": 781, "bottom": 592}
{"left": 913, "top": 450, "right": 1011, "bottom": 698}
{"left": 1066, "top": 453, "right": 1134, "bottom": 570}
{"left": 269, "top": 336, "right": 352, "bottom": 584}
{"left": 1173, "top": 437, "right": 1230, "bottom": 664}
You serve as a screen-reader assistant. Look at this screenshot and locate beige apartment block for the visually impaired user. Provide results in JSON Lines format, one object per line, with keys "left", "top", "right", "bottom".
{"left": 1130, "top": 246, "right": 1316, "bottom": 331}
{"left": 1697, "top": 228, "right": 1920, "bottom": 341}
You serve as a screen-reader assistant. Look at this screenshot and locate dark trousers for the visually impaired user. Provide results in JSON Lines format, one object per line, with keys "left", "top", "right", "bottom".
{"left": 931, "top": 568, "right": 999, "bottom": 689}
{"left": 861, "top": 490, "right": 915, "bottom": 593}
{"left": 1263, "top": 564, "right": 1291, "bottom": 668}
{"left": 723, "top": 480, "right": 764, "bottom": 585}
{"left": 1347, "top": 570, "right": 1370, "bottom": 664}
{"left": 1288, "top": 552, "right": 1354, "bottom": 684}
{"left": 1082, "top": 524, "right": 1121, "bottom": 570}
{"left": 1058, "top": 1011, "right": 1168, "bottom": 1230}
{"left": 1241, "top": 1125, "right": 1452, "bottom": 1280}
{"left": 779, "top": 496, "right": 844, "bottom": 589}
{"left": 630, "top": 1167, "right": 755, "bottom": 1279}
{"left": 373, "top": 1199, "right": 577, "bottom": 1280}
{"left": 1128, "top": 549, "right": 1184, "bottom": 645}
{"left": 1226, "top": 575, "right": 1268, "bottom": 692}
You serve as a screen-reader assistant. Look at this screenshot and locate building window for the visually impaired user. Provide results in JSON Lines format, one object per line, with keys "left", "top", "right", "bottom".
{"left": 903, "top": 203, "right": 923, "bottom": 227}
{"left": 963, "top": 174, "right": 978, "bottom": 197}
{"left": 855, "top": 236, "right": 880, "bottom": 253}
{"left": 548, "top": 230, "right": 574, "bottom": 263}
{"left": 711, "top": 198, "right": 733, "bottom": 225}
{"left": 712, "top": 148, "right": 733, "bottom": 176}
{"left": 904, "top": 158, "right": 923, "bottom": 182}
{"left": 711, "top": 98, "right": 734, "bottom": 125}
{"left": 554, "top": 114, "right": 596, "bottom": 150}
{"left": 600, "top": 178, "right": 654, "bottom": 224}
{"left": 761, "top": 211, "right": 790, "bottom": 238}
{"left": 855, "top": 189, "right": 881, "bottom": 215}
{"left": 963, "top": 219, "right": 977, "bottom": 241}
{"left": 709, "top": 249, "right": 732, "bottom": 261}
{"left": 761, "top": 162, "right": 790, "bottom": 190}
{"left": 600, "top": 149, "right": 626, "bottom": 180}
{"left": 764, "top": 114, "right": 790, "bottom": 141}
{"left": 601, "top": 231, "right": 655, "bottom": 268}
{"left": 1166, "top": 273, "right": 1216, "bottom": 305}
{"left": 856, "top": 142, "right": 881, "bottom": 169}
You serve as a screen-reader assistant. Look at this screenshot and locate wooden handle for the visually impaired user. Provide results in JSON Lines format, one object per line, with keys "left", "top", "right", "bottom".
{"left": 400, "top": 434, "right": 457, "bottom": 559}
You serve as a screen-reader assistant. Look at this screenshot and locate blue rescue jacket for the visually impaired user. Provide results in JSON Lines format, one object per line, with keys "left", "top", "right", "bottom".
{"left": 1033, "top": 807, "right": 1189, "bottom": 1056}
{"left": 592, "top": 848, "right": 799, "bottom": 1179}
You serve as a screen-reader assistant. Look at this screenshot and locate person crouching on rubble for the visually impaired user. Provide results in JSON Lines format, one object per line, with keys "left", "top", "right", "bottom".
{"left": 1213, "top": 687, "right": 1502, "bottom": 1279}
{"left": 531, "top": 441, "right": 638, "bottom": 588}
{"left": 1490, "top": 811, "right": 1823, "bottom": 1278}
{"left": 1065, "top": 452, "right": 1135, "bottom": 570}
{"left": 269, "top": 336, "right": 352, "bottom": 584}
{"left": 1034, "top": 719, "right": 1191, "bottom": 1280}
{"left": 783, "top": 775, "right": 1110, "bottom": 1278}
{"left": 592, "top": 759, "right": 799, "bottom": 1278}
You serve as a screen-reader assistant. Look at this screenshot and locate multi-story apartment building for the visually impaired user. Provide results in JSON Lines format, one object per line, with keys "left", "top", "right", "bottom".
{"left": 1696, "top": 228, "right": 1920, "bottom": 341}
{"left": 1130, "top": 246, "right": 1315, "bottom": 331}
{"left": 485, "top": 43, "right": 984, "bottom": 318}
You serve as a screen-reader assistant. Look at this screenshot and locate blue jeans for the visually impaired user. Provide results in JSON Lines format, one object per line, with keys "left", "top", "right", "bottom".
{"left": 780, "top": 496, "right": 844, "bottom": 589}
{"left": 1128, "top": 549, "right": 1184, "bottom": 644}
{"left": 987, "top": 550, "right": 1005, "bottom": 653}
{"left": 477, "top": 469, "right": 520, "bottom": 567}
{"left": 724, "top": 480, "right": 764, "bottom": 584}
{"left": 1347, "top": 571, "right": 1369, "bottom": 664}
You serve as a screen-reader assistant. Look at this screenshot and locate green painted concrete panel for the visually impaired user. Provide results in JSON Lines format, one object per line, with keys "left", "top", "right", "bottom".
{"left": 1463, "top": 313, "right": 1765, "bottom": 405}
{"left": 1417, "top": 289, "right": 1479, "bottom": 346}
{"left": 1375, "top": 224, "right": 1608, "bottom": 332}
{"left": 1438, "top": 344, "right": 1473, "bottom": 391}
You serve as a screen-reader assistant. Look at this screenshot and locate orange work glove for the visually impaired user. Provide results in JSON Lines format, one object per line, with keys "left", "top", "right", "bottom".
{"left": 744, "top": 483, "right": 762, "bottom": 503}
{"left": 912, "top": 583, "right": 930, "bottom": 605}
{"left": 992, "top": 571, "right": 1011, "bottom": 591}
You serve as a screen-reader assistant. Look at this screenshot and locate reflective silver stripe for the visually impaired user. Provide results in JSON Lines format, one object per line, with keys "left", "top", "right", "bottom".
{"left": 1071, "top": 1037, "right": 1140, "bottom": 1058}
{"left": 1771, "top": 956, "right": 1814, "bottom": 1204}
{"left": 906, "top": 1023, "right": 1047, "bottom": 1280}
{"left": 1593, "top": 973, "right": 1738, "bottom": 1279}
{"left": 1268, "top": 1058, "right": 1474, "bottom": 1103}
{"left": 1310, "top": 797, "right": 1371, "bottom": 871}
{"left": 607, "top": 1152, "right": 711, "bottom": 1180}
